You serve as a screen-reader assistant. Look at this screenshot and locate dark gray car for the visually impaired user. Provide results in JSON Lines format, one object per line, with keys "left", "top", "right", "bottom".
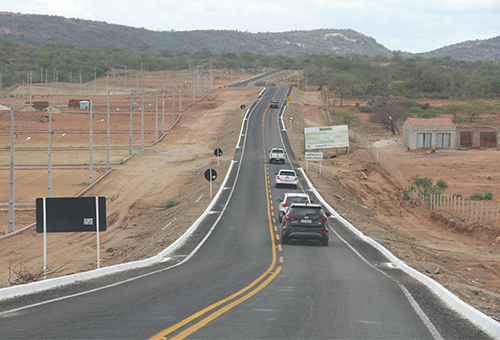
{"left": 281, "top": 203, "right": 330, "bottom": 246}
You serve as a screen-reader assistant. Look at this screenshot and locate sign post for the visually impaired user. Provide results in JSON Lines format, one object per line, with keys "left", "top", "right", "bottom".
{"left": 214, "top": 148, "right": 223, "bottom": 166}
{"left": 204, "top": 169, "right": 217, "bottom": 197}
{"left": 305, "top": 151, "right": 324, "bottom": 174}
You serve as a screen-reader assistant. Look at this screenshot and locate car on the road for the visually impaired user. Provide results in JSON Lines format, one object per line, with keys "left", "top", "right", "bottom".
{"left": 270, "top": 99, "right": 279, "bottom": 108}
{"left": 275, "top": 169, "right": 298, "bottom": 188}
{"left": 277, "top": 193, "right": 313, "bottom": 222}
{"left": 269, "top": 147, "right": 286, "bottom": 164}
{"left": 281, "top": 203, "right": 330, "bottom": 246}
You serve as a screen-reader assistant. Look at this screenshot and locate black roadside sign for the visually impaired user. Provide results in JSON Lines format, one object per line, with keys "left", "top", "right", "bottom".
{"left": 36, "top": 197, "right": 106, "bottom": 233}
{"left": 214, "top": 148, "right": 223, "bottom": 157}
{"left": 204, "top": 169, "right": 217, "bottom": 182}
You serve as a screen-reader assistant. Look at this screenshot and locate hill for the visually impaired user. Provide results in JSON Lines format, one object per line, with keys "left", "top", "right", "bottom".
{"left": 0, "top": 12, "right": 391, "bottom": 58}
{"left": 418, "top": 36, "right": 500, "bottom": 61}
{"left": 3, "top": 12, "right": 499, "bottom": 61}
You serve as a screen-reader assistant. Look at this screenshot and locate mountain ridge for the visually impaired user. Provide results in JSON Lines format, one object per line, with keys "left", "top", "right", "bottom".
{"left": 0, "top": 12, "right": 499, "bottom": 61}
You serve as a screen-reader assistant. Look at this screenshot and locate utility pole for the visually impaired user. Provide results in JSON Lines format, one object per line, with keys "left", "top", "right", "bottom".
{"left": 155, "top": 90, "right": 159, "bottom": 141}
{"left": 210, "top": 60, "right": 214, "bottom": 93}
{"left": 89, "top": 98, "right": 94, "bottom": 184}
{"left": 47, "top": 105, "right": 53, "bottom": 197}
{"left": 129, "top": 93, "right": 134, "bottom": 154}
{"left": 172, "top": 81, "right": 176, "bottom": 125}
{"left": 141, "top": 92, "right": 144, "bottom": 149}
{"left": 8, "top": 106, "right": 15, "bottom": 233}
{"left": 162, "top": 88, "right": 165, "bottom": 133}
{"left": 106, "top": 90, "right": 110, "bottom": 169}
{"left": 179, "top": 78, "right": 182, "bottom": 111}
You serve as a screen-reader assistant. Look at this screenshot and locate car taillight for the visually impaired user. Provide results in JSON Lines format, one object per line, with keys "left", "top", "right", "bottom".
{"left": 294, "top": 177, "right": 298, "bottom": 181}
{"left": 276, "top": 176, "right": 280, "bottom": 180}
{"left": 320, "top": 229, "right": 328, "bottom": 233}
{"left": 284, "top": 216, "right": 296, "bottom": 220}
{"left": 283, "top": 203, "right": 290, "bottom": 207}
{"left": 284, "top": 228, "right": 292, "bottom": 232}
{"left": 317, "top": 217, "right": 328, "bottom": 222}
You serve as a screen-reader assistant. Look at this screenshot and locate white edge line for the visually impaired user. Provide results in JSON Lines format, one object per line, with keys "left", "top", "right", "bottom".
{"left": 298, "top": 167, "right": 500, "bottom": 339}
{"left": 0, "top": 161, "right": 235, "bottom": 301}
{"left": 0, "top": 87, "right": 263, "bottom": 305}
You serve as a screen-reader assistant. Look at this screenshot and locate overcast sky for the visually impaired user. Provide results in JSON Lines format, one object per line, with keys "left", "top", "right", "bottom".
{"left": 1, "top": 0, "right": 498, "bottom": 53}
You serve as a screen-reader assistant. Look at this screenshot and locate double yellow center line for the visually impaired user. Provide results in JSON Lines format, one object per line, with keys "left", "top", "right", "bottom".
{"left": 148, "top": 92, "right": 283, "bottom": 340}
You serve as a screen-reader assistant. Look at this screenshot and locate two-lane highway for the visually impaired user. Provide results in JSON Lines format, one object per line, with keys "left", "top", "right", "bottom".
{"left": 0, "top": 86, "right": 494, "bottom": 339}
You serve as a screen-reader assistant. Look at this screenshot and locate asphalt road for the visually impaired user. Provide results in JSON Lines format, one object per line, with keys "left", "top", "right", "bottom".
{"left": 0, "top": 86, "right": 494, "bottom": 339}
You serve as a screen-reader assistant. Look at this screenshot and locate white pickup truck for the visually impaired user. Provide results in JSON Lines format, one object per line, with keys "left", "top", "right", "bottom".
{"left": 269, "top": 148, "right": 286, "bottom": 164}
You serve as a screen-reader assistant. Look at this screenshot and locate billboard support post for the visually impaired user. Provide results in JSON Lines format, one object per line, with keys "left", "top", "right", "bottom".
{"left": 43, "top": 197, "right": 47, "bottom": 280}
{"left": 96, "top": 196, "right": 100, "bottom": 269}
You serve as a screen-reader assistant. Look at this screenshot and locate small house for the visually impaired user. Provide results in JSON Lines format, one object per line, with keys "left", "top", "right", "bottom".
{"left": 403, "top": 118, "right": 456, "bottom": 150}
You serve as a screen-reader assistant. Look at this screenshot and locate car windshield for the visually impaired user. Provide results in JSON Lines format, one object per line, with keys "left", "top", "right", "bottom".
{"left": 289, "top": 207, "right": 324, "bottom": 218}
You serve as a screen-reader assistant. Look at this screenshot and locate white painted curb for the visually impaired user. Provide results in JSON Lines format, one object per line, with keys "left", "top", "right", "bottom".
{"left": 0, "top": 161, "right": 235, "bottom": 301}
{"left": 298, "top": 167, "right": 500, "bottom": 339}
{"left": 0, "top": 85, "right": 260, "bottom": 302}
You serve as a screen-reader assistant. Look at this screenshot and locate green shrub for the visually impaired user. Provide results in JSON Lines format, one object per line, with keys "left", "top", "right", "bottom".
{"left": 165, "top": 200, "right": 179, "bottom": 209}
{"left": 436, "top": 179, "right": 448, "bottom": 191}
{"left": 469, "top": 192, "right": 493, "bottom": 200}
{"left": 402, "top": 191, "right": 410, "bottom": 201}
{"left": 410, "top": 175, "right": 449, "bottom": 196}
{"left": 470, "top": 193, "right": 484, "bottom": 200}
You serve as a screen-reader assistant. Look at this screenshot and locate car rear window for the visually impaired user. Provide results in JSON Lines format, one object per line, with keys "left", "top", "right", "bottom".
{"left": 289, "top": 207, "right": 324, "bottom": 218}
{"left": 280, "top": 171, "right": 295, "bottom": 176}
{"left": 286, "top": 197, "right": 309, "bottom": 204}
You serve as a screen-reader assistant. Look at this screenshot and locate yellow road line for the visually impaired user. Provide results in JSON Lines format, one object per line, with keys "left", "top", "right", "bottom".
{"left": 171, "top": 267, "right": 282, "bottom": 340}
{"left": 148, "top": 93, "right": 282, "bottom": 339}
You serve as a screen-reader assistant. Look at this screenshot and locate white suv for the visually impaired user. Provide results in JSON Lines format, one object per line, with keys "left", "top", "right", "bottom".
{"left": 275, "top": 169, "right": 298, "bottom": 189}
{"left": 277, "top": 193, "right": 312, "bottom": 222}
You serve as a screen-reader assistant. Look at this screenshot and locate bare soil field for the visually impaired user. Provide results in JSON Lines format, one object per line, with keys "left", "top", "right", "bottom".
{"left": 0, "top": 71, "right": 499, "bottom": 324}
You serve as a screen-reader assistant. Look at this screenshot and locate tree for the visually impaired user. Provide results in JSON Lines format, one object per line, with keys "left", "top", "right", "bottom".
{"left": 369, "top": 104, "right": 409, "bottom": 135}
{"left": 328, "top": 73, "right": 355, "bottom": 107}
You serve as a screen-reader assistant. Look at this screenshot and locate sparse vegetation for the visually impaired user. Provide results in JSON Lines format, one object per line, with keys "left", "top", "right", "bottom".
{"left": 408, "top": 175, "right": 448, "bottom": 196}
{"left": 470, "top": 192, "right": 494, "bottom": 200}
{"left": 1, "top": 14, "right": 500, "bottom": 104}
{"left": 8, "top": 259, "right": 69, "bottom": 285}
{"left": 165, "top": 200, "right": 179, "bottom": 209}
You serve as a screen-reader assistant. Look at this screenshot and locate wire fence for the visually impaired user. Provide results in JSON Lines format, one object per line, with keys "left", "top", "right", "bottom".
{"left": 349, "top": 130, "right": 500, "bottom": 228}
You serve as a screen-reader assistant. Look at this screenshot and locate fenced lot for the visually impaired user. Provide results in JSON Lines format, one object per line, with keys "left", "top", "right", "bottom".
{"left": 0, "top": 68, "right": 240, "bottom": 234}
{"left": 350, "top": 130, "right": 500, "bottom": 229}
